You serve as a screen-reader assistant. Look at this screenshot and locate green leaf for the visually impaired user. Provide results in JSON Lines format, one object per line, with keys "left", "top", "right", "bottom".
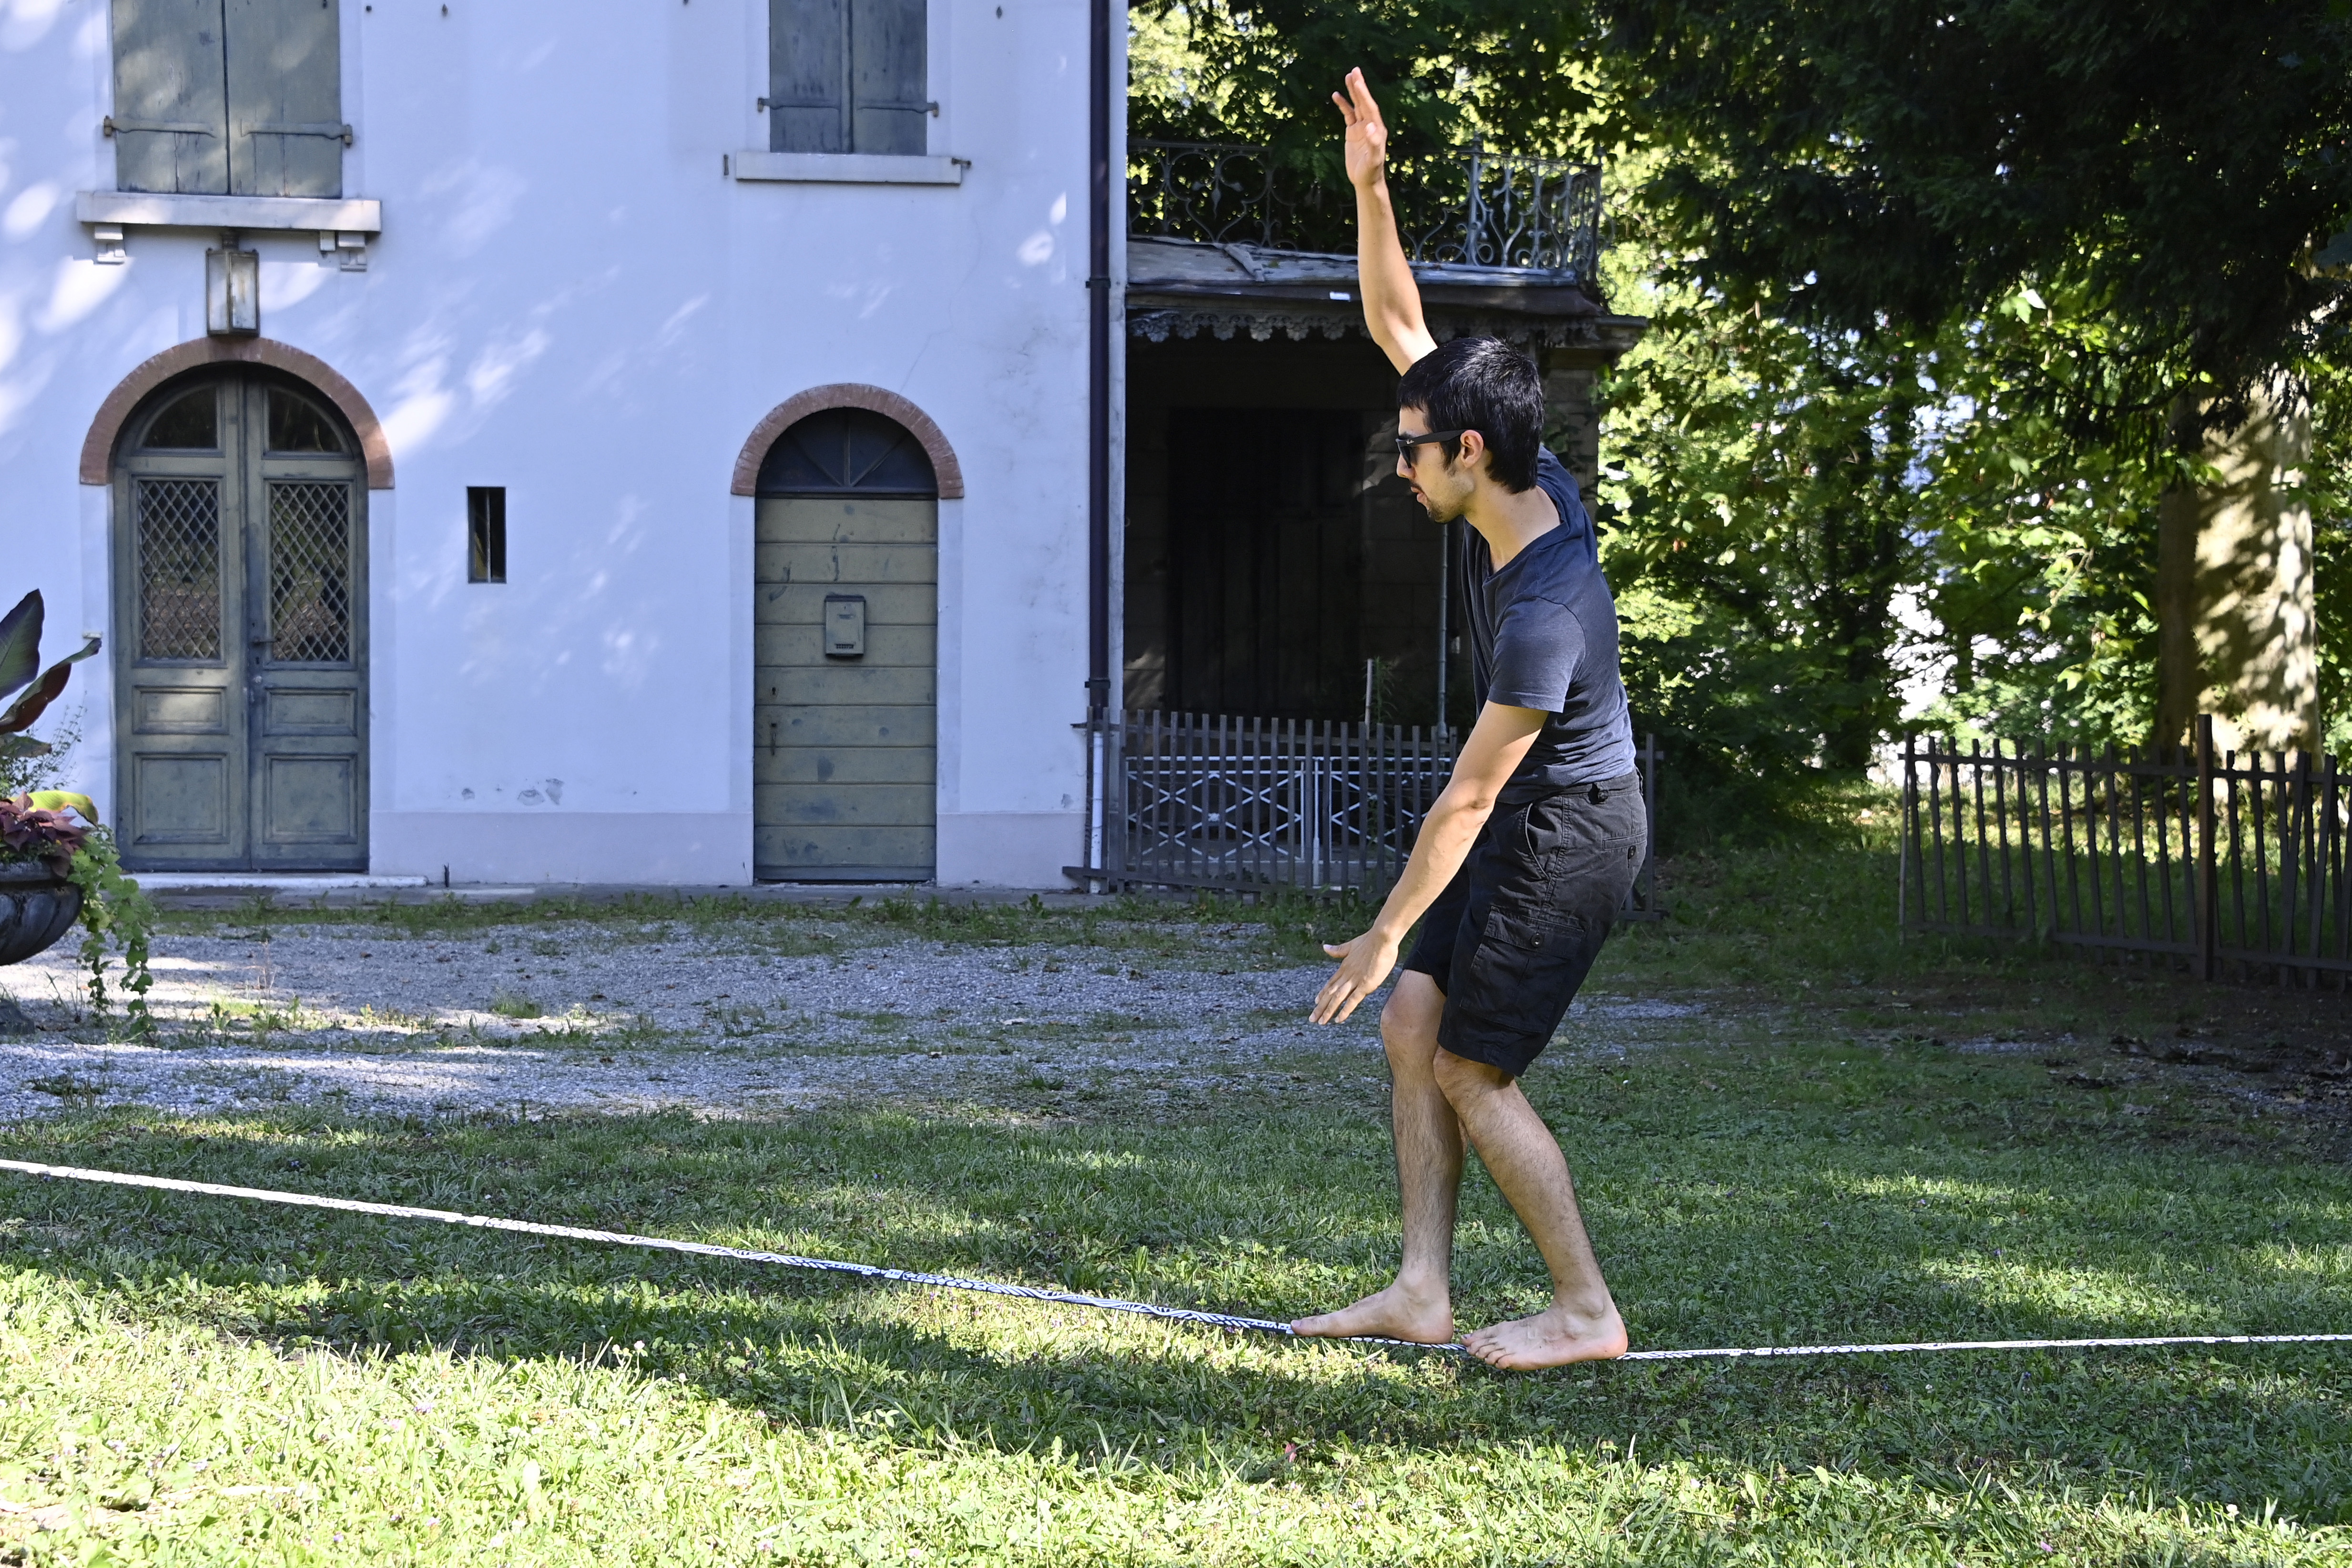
{"left": 0, "top": 633, "right": 100, "bottom": 736}
{"left": 0, "top": 591, "right": 39, "bottom": 703}
{"left": 26, "top": 791, "right": 98, "bottom": 825}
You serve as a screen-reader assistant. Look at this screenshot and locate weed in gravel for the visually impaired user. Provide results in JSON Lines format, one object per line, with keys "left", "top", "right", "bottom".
{"left": 489, "top": 993, "right": 543, "bottom": 1020}
{"left": 757, "top": 928, "right": 846, "bottom": 959}
{"left": 204, "top": 996, "right": 312, "bottom": 1041}
{"left": 1085, "top": 1010, "right": 1167, "bottom": 1034}
{"left": 601, "top": 1013, "right": 674, "bottom": 1050}
{"left": 526, "top": 1013, "right": 602, "bottom": 1044}
{"left": 22, "top": 1071, "right": 104, "bottom": 1100}
{"left": 707, "top": 1004, "right": 774, "bottom": 1038}
{"left": 357, "top": 1003, "right": 434, "bottom": 1032}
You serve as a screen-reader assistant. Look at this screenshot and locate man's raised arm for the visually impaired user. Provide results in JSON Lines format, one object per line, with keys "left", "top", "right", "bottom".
{"left": 1334, "top": 69, "right": 1439, "bottom": 374}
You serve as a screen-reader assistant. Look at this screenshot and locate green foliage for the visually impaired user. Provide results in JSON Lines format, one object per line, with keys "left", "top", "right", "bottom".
{"left": 1597, "top": 260, "right": 1929, "bottom": 808}
{"left": 2304, "top": 357, "right": 2352, "bottom": 753}
{"left": 65, "top": 827, "right": 156, "bottom": 1036}
{"left": 1602, "top": 0, "right": 2352, "bottom": 440}
{"left": 1596, "top": 255, "right": 2228, "bottom": 805}
{"left": 1129, "top": 0, "right": 1613, "bottom": 255}
{"left": 0, "top": 584, "right": 151, "bottom": 1025}
{"left": 1131, "top": 0, "right": 1602, "bottom": 164}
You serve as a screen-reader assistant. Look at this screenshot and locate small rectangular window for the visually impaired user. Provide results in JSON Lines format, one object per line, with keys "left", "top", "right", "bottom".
{"left": 467, "top": 487, "right": 506, "bottom": 583}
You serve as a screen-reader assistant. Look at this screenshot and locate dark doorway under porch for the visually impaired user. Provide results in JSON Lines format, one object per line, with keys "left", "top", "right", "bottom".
{"left": 1124, "top": 335, "right": 1451, "bottom": 728}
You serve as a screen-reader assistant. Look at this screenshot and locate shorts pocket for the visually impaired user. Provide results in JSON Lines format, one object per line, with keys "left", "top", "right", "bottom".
{"left": 1460, "top": 901, "right": 1595, "bottom": 1042}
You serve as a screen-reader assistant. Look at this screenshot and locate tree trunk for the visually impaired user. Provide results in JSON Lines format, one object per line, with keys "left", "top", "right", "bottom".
{"left": 2152, "top": 379, "right": 2320, "bottom": 755}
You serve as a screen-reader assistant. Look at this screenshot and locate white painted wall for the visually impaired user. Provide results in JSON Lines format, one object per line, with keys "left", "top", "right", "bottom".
{"left": 0, "top": 0, "right": 1095, "bottom": 886}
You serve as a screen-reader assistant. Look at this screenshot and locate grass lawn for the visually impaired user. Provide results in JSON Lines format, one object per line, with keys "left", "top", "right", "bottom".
{"left": 2, "top": 843, "right": 2348, "bottom": 1564}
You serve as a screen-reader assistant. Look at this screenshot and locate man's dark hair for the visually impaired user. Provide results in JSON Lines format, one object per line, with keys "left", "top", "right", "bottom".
{"left": 1395, "top": 335, "right": 1544, "bottom": 492}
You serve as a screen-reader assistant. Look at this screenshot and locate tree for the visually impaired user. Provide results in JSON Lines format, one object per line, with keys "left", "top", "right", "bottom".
{"left": 1603, "top": 0, "right": 2352, "bottom": 751}
{"left": 1127, "top": 0, "right": 2352, "bottom": 811}
{"left": 1131, "top": 0, "right": 1600, "bottom": 168}
{"left": 1600, "top": 275, "right": 1930, "bottom": 778}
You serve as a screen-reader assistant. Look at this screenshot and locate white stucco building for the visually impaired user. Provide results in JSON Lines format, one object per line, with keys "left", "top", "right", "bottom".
{"left": 4, "top": 0, "right": 1108, "bottom": 887}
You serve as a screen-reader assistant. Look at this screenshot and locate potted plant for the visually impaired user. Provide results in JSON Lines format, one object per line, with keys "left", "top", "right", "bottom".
{"left": 0, "top": 591, "right": 153, "bottom": 1033}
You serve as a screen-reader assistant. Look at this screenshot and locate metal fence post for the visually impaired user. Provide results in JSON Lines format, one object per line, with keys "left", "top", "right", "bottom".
{"left": 1639, "top": 733, "right": 1659, "bottom": 916}
{"left": 1898, "top": 732, "right": 1914, "bottom": 938}
{"left": 2197, "top": 713, "right": 2218, "bottom": 983}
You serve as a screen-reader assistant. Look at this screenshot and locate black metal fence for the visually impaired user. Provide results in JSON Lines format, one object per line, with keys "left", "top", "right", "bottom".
{"left": 1129, "top": 138, "right": 1602, "bottom": 281}
{"left": 1069, "top": 711, "right": 1659, "bottom": 916}
{"left": 1900, "top": 718, "right": 2351, "bottom": 988}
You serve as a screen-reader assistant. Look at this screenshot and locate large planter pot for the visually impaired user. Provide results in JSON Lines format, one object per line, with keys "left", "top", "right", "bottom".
{"left": 0, "top": 861, "right": 83, "bottom": 966}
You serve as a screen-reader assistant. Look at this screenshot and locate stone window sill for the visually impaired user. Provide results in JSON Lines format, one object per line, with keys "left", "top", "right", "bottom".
{"left": 731, "top": 152, "right": 965, "bottom": 185}
{"left": 76, "top": 191, "right": 382, "bottom": 232}
{"left": 76, "top": 192, "right": 382, "bottom": 266}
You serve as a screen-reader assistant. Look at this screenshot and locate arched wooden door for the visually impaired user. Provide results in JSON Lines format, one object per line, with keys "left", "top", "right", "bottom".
{"left": 753, "top": 407, "right": 938, "bottom": 881}
{"left": 112, "top": 370, "right": 367, "bottom": 870}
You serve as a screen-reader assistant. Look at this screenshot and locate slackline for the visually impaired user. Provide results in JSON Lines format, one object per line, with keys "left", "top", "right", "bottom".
{"left": 4, "top": 1157, "right": 2347, "bottom": 1364}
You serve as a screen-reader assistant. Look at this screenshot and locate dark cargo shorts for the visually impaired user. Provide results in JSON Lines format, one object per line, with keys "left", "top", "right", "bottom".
{"left": 1401, "top": 773, "right": 1647, "bottom": 1078}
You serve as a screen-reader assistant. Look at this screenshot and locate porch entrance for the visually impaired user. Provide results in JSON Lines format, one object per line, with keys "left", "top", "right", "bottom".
{"left": 112, "top": 370, "right": 368, "bottom": 871}
{"left": 753, "top": 407, "right": 938, "bottom": 881}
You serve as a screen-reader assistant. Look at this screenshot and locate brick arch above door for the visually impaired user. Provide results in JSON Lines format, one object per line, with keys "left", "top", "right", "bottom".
{"left": 732, "top": 384, "right": 963, "bottom": 499}
{"left": 81, "top": 337, "right": 394, "bottom": 489}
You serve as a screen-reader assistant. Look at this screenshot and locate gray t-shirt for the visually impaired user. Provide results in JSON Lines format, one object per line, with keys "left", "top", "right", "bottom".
{"left": 1458, "top": 446, "right": 1638, "bottom": 798}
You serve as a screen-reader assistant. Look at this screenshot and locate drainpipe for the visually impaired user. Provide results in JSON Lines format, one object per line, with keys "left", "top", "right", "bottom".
{"left": 1085, "top": 0, "right": 1111, "bottom": 721}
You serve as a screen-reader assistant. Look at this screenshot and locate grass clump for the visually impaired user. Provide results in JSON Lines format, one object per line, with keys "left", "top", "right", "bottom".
{"left": 150, "top": 886, "right": 1367, "bottom": 971}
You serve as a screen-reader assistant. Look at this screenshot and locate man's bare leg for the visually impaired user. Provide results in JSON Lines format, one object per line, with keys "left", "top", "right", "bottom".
{"left": 1436, "top": 1050, "right": 1628, "bottom": 1369}
{"left": 1291, "top": 971, "right": 1459, "bottom": 1344}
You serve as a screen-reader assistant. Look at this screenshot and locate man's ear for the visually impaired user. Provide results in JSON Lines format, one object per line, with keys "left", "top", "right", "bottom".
{"left": 1454, "top": 428, "right": 1488, "bottom": 476}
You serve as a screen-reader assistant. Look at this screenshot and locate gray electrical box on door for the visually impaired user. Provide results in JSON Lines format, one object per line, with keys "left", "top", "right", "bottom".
{"left": 823, "top": 594, "right": 866, "bottom": 658}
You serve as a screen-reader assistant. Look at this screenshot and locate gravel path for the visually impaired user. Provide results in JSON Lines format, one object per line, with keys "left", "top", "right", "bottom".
{"left": 0, "top": 924, "right": 1703, "bottom": 1123}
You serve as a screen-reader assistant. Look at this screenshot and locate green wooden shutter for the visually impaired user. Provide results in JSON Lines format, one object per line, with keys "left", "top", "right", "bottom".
{"left": 110, "top": 0, "right": 230, "bottom": 195}
{"left": 851, "top": 0, "right": 926, "bottom": 155}
{"left": 224, "top": 0, "right": 343, "bottom": 198}
{"left": 770, "top": 0, "right": 850, "bottom": 153}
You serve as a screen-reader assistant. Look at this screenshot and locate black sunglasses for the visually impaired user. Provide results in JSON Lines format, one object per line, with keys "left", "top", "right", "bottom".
{"left": 1394, "top": 428, "right": 1468, "bottom": 464}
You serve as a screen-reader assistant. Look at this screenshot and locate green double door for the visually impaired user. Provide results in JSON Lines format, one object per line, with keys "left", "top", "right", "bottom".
{"left": 112, "top": 372, "right": 367, "bottom": 871}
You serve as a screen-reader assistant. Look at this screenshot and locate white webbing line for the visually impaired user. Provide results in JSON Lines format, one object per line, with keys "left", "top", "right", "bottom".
{"left": 4, "top": 1158, "right": 2346, "bottom": 1364}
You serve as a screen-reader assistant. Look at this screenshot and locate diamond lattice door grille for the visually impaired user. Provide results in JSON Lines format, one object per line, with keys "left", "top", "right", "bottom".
{"left": 267, "top": 482, "right": 352, "bottom": 663}
{"left": 136, "top": 478, "right": 223, "bottom": 660}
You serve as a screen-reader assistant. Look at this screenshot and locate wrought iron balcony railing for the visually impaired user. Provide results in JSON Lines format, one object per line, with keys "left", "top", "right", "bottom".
{"left": 1129, "top": 138, "right": 1603, "bottom": 281}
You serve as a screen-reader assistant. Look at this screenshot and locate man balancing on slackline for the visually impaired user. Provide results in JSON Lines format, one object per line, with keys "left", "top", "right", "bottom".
{"left": 1295, "top": 69, "right": 1647, "bottom": 1371}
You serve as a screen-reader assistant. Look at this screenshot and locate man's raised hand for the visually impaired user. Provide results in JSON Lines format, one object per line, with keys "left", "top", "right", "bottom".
{"left": 1333, "top": 67, "right": 1388, "bottom": 192}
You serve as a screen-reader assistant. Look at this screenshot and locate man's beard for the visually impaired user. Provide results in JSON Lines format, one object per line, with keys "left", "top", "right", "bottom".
{"left": 1413, "top": 486, "right": 1469, "bottom": 524}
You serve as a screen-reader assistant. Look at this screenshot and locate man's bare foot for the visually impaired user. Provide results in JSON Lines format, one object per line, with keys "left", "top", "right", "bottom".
{"left": 1291, "top": 1281, "right": 1455, "bottom": 1344}
{"left": 1460, "top": 1302, "right": 1628, "bottom": 1369}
